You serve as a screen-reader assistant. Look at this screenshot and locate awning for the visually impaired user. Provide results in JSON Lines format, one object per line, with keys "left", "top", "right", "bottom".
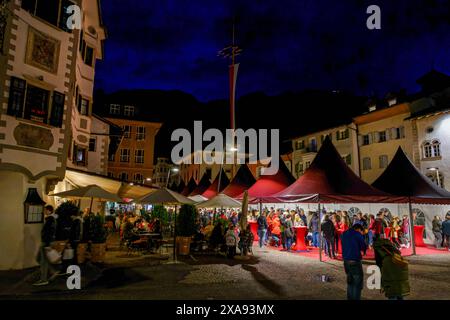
{"left": 65, "top": 168, "right": 157, "bottom": 201}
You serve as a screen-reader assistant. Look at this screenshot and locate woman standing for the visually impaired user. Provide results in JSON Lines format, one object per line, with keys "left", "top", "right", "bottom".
{"left": 432, "top": 216, "right": 443, "bottom": 249}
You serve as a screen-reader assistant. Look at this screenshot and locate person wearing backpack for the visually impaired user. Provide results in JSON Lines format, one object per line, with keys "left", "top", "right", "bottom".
{"left": 225, "top": 225, "right": 238, "bottom": 259}
{"left": 33, "top": 205, "right": 60, "bottom": 286}
{"left": 284, "top": 214, "right": 294, "bottom": 252}
{"left": 373, "top": 238, "right": 410, "bottom": 300}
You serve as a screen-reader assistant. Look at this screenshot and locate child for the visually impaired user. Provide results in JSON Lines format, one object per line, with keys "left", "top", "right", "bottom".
{"left": 225, "top": 225, "right": 238, "bottom": 259}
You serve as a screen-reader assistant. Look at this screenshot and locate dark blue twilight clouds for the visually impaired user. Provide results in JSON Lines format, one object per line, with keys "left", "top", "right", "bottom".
{"left": 95, "top": 0, "right": 450, "bottom": 101}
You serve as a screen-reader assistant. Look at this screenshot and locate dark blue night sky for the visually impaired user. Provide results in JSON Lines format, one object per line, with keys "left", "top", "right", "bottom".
{"left": 95, "top": 0, "right": 450, "bottom": 102}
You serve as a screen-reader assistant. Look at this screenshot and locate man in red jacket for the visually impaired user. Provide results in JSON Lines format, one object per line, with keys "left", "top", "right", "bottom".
{"left": 371, "top": 212, "right": 385, "bottom": 242}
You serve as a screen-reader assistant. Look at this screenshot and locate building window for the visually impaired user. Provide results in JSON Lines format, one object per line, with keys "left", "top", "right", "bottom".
{"left": 134, "top": 173, "right": 144, "bottom": 184}
{"left": 336, "top": 129, "right": 349, "bottom": 141}
{"left": 109, "top": 153, "right": 115, "bottom": 162}
{"left": 136, "top": 126, "right": 146, "bottom": 140}
{"left": 432, "top": 140, "right": 441, "bottom": 157}
{"left": 108, "top": 172, "right": 114, "bottom": 178}
{"left": 78, "top": 98, "right": 89, "bottom": 116}
{"left": 7, "top": 77, "right": 64, "bottom": 127}
{"left": 89, "top": 138, "right": 96, "bottom": 152}
{"left": 379, "top": 131, "right": 387, "bottom": 142}
{"left": 135, "top": 149, "right": 144, "bottom": 164}
{"left": 120, "top": 149, "right": 130, "bottom": 163}
{"left": 362, "top": 157, "right": 371, "bottom": 170}
{"left": 295, "top": 140, "right": 305, "bottom": 150}
{"left": 423, "top": 142, "right": 432, "bottom": 158}
{"left": 379, "top": 155, "right": 388, "bottom": 169}
{"left": 309, "top": 138, "right": 317, "bottom": 152}
{"left": 426, "top": 172, "right": 444, "bottom": 188}
{"left": 119, "top": 172, "right": 128, "bottom": 182}
{"left": 21, "top": 0, "right": 75, "bottom": 33}
{"left": 110, "top": 104, "right": 121, "bottom": 115}
{"left": 343, "top": 154, "right": 352, "bottom": 165}
{"left": 123, "top": 125, "right": 131, "bottom": 139}
{"left": 124, "top": 105, "right": 135, "bottom": 117}
{"left": 363, "top": 134, "right": 370, "bottom": 146}
{"left": 73, "top": 144, "right": 87, "bottom": 166}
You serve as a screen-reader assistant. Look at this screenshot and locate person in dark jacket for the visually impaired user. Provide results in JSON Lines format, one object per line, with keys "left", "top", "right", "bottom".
{"left": 68, "top": 211, "right": 83, "bottom": 264}
{"left": 442, "top": 214, "right": 450, "bottom": 251}
{"left": 373, "top": 238, "right": 410, "bottom": 300}
{"left": 33, "top": 205, "right": 60, "bottom": 286}
{"left": 321, "top": 215, "right": 336, "bottom": 259}
{"left": 341, "top": 224, "right": 367, "bottom": 300}
{"left": 284, "top": 214, "right": 294, "bottom": 252}
{"left": 257, "top": 212, "right": 268, "bottom": 248}
{"left": 432, "top": 216, "right": 443, "bottom": 249}
{"left": 308, "top": 213, "right": 320, "bottom": 248}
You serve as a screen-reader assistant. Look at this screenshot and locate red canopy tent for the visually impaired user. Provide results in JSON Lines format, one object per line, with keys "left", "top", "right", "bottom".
{"left": 271, "top": 137, "right": 406, "bottom": 203}
{"left": 202, "top": 169, "right": 230, "bottom": 199}
{"left": 372, "top": 147, "right": 450, "bottom": 204}
{"left": 189, "top": 173, "right": 211, "bottom": 196}
{"left": 181, "top": 177, "right": 197, "bottom": 196}
{"left": 237, "top": 157, "right": 295, "bottom": 203}
{"left": 222, "top": 164, "right": 256, "bottom": 198}
{"left": 372, "top": 147, "right": 450, "bottom": 254}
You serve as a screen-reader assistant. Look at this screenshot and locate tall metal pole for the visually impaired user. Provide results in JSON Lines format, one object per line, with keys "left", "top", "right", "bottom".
{"left": 408, "top": 197, "right": 416, "bottom": 256}
{"left": 318, "top": 201, "right": 322, "bottom": 262}
{"left": 173, "top": 205, "right": 177, "bottom": 262}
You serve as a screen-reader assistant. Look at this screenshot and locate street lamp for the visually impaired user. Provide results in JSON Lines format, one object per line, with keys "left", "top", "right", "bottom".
{"left": 166, "top": 167, "right": 179, "bottom": 188}
{"left": 427, "top": 167, "right": 441, "bottom": 187}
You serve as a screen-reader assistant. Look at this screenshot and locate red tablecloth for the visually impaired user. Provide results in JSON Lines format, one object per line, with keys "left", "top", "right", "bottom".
{"left": 384, "top": 226, "right": 425, "bottom": 247}
{"left": 249, "top": 221, "right": 259, "bottom": 241}
{"left": 414, "top": 225, "right": 426, "bottom": 247}
{"left": 293, "top": 227, "right": 308, "bottom": 251}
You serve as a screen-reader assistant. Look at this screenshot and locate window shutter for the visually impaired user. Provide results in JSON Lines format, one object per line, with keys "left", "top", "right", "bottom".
{"left": 368, "top": 133, "right": 373, "bottom": 144}
{"left": 7, "top": 77, "right": 26, "bottom": 117}
{"left": 376, "top": 132, "right": 381, "bottom": 143}
{"left": 336, "top": 131, "right": 339, "bottom": 140}
{"left": 50, "top": 91, "right": 65, "bottom": 127}
{"left": 358, "top": 135, "right": 363, "bottom": 146}
{"left": 400, "top": 126, "right": 405, "bottom": 138}
{"left": 385, "top": 129, "right": 390, "bottom": 141}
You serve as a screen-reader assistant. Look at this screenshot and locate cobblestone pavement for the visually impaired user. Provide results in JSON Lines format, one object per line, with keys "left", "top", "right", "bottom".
{"left": 2, "top": 245, "right": 449, "bottom": 300}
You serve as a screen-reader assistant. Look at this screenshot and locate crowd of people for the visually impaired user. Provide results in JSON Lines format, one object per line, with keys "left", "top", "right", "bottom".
{"left": 194, "top": 209, "right": 254, "bottom": 258}
{"left": 251, "top": 207, "right": 450, "bottom": 258}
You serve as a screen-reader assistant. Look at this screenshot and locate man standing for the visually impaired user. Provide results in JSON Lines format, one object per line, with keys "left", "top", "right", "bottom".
{"left": 308, "top": 212, "right": 320, "bottom": 248}
{"left": 371, "top": 212, "right": 385, "bottom": 242}
{"left": 341, "top": 224, "right": 367, "bottom": 300}
{"left": 33, "top": 205, "right": 59, "bottom": 286}
{"left": 321, "top": 215, "right": 336, "bottom": 259}
{"left": 442, "top": 214, "right": 450, "bottom": 251}
{"left": 257, "top": 211, "right": 268, "bottom": 248}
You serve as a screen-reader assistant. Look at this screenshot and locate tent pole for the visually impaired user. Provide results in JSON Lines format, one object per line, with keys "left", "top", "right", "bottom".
{"left": 408, "top": 197, "right": 416, "bottom": 256}
{"left": 173, "top": 205, "right": 177, "bottom": 262}
{"left": 318, "top": 200, "right": 322, "bottom": 262}
{"left": 259, "top": 200, "right": 262, "bottom": 216}
{"left": 89, "top": 197, "right": 94, "bottom": 214}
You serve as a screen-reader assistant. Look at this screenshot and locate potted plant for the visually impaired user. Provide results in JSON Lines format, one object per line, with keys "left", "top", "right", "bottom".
{"left": 176, "top": 204, "right": 197, "bottom": 255}
{"left": 152, "top": 205, "right": 169, "bottom": 224}
{"left": 90, "top": 215, "right": 107, "bottom": 263}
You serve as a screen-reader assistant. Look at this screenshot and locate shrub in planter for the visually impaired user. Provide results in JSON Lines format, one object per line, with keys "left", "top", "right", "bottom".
{"left": 90, "top": 215, "right": 107, "bottom": 263}
{"left": 152, "top": 205, "right": 169, "bottom": 224}
{"left": 176, "top": 204, "right": 197, "bottom": 255}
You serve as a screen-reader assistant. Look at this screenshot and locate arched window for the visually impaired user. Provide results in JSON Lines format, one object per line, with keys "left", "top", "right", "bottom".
{"left": 426, "top": 172, "right": 444, "bottom": 188}
{"left": 423, "top": 141, "right": 432, "bottom": 158}
{"left": 432, "top": 140, "right": 441, "bottom": 157}
{"left": 348, "top": 207, "right": 361, "bottom": 217}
